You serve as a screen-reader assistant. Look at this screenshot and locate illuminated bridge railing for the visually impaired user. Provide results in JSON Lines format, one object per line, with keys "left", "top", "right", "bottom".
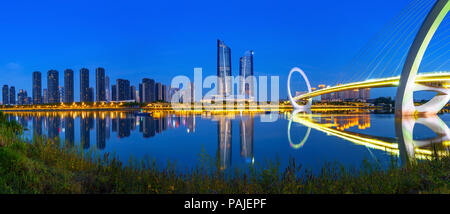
{"left": 294, "top": 72, "right": 450, "bottom": 101}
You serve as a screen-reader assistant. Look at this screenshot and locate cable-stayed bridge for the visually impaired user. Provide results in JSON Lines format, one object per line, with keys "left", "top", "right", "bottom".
{"left": 289, "top": 0, "right": 450, "bottom": 116}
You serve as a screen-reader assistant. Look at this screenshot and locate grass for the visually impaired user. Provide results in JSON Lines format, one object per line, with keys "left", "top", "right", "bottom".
{"left": 0, "top": 112, "right": 449, "bottom": 194}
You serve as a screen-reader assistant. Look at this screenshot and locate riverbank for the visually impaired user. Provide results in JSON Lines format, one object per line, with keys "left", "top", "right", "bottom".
{"left": 0, "top": 112, "right": 448, "bottom": 194}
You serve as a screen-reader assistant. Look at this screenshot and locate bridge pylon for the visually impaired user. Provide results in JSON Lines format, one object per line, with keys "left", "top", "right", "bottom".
{"left": 395, "top": 0, "right": 449, "bottom": 116}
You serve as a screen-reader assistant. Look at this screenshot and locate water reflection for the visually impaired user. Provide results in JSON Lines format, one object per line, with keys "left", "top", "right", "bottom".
{"left": 395, "top": 116, "right": 450, "bottom": 163}
{"left": 217, "top": 117, "right": 232, "bottom": 170}
{"left": 289, "top": 111, "right": 449, "bottom": 165}
{"left": 6, "top": 110, "right": 449, "bottom": 171}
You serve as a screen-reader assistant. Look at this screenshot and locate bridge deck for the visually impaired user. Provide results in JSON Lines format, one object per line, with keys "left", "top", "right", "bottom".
{"left": 295, "top": 72, "right": 450, "bottom": 100}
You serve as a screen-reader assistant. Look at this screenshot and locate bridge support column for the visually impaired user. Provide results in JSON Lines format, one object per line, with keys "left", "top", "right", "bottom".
{"left": 395, "top": 0, "right": 449, "bottom": 116}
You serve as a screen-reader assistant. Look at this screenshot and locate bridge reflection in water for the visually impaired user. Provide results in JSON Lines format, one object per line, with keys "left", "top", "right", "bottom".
{"left": 288, "top": 110, "right": 450, "bottom": 164}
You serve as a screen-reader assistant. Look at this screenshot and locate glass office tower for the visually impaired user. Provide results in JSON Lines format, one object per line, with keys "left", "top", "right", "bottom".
{"left": 239, "top": 50, "right": 254, "bottom": 100}
{"left": 217, "top": 40, "right": 232, "bottom": 97}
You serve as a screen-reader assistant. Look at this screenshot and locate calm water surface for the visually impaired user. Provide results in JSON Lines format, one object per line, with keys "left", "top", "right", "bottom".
{"left": 6, "top": 110, "right": 450, "bottom": 172}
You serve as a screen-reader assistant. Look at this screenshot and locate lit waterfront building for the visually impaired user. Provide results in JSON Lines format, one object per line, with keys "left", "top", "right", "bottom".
{"left": 111, "top": 85, "right": 117, "bottom": 101}
{"left": 47, "top": 70, "right": 59, "bottom": 103}
{"left": 105, "top": 76, "right": 110, "bottom": 102}
{"left": 2, "top": 85, "right": 9, "bottom": 105}
{"left": 95, "top": 67, "right": 106, "bottom": 102}
{"left": 239, "top": 50, "right": 254, "bottom": 100}
{"left": 43, "top": 89, "right": 48, "bottom": 104}
{"left": 80, "top": 68, "right": 90, "bottom": 102}
{"left": 9, "top": 86, "right": 15, "bottom": 105}
{"left": 32, "top": 71, "right": 42, "bottom": 104}
{"left": 217, "top": 39, "right": 232, "bottom": 98}
{"left": 58, "top": 86, "right": 64, "bottom": 102}
{"left": 155, "top": 82, "right": 162, "bottom": 101}
{"left": 17, "top": 89, "right": 28, "bottom": 105}
{"left": 64, "top": 69, "right": 74, "bottom": 103}
{"left": 116, "top": 79, "right": 130, "bottom": 101}
{"left": 142, "top": 78, "right": 155, "bottom": 103}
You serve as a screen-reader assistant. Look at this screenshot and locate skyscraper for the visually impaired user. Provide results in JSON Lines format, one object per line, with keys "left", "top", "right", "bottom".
{"left": 142, "top": 78, "right": 155, "bottom": 103}
{"left": 111, "top": 85, "right": 117, "bottom": 101}
{"left": 2, "top": 85, "right": 8, "bottom": 105}
{"left": 217, "top": 39, "right": 232, "bottom": 97}
{"left": 116, "top": 79, "right": 130, "bottom": 101}
{"left": 95, "top": 67, "right": 106, "bottom": 102}
{"left": 162, "top": 84, "right": 167, "bottom": 102}
{"left": 59, "top": 86, "right": 64, "bottom": 102}
{"left": 155, "top": 82, "right": 162, "bottom": 101}
{"left": 88, "top": 87, "right": 94, "bottom": 102}
{"left": 17, "top": 89, "right": 27, "bottom": 105}
{"left": 9, "top": 86, "right": 15, "bottom": 105}
{"left": 80, "top": 68, "right": 89, "bottom": 102}
{"left": 105, "top": 76, "right": 110, "bottom": 102}
{"left": 47, "top": 70, "right": 59, "bottom": 103}
{"left": 32, "top": 71, "right": 42, "bottom": 104}
{"left": 43, "top": 89, "right": 48, "bottom": 104}
{"left": 138, "top": 83, "right": 143, "bottom": 103}
{"left": 239, "top": 50, "right": 254, "bottom": 99}
{"left": 130, "top": 85, "right": 136, "bottom": 101}
{"left": 64, "top": 69, "right": 74, "bottom": 103}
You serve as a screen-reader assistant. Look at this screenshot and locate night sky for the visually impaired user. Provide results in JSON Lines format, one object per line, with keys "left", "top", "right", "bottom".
{"left": 0, "top": 0, "right": 446, "bottom": 100}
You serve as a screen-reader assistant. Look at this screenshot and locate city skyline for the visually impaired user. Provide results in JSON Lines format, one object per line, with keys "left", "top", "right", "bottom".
{"left": 2, "top": 0, "right": 446, "bottom": 100}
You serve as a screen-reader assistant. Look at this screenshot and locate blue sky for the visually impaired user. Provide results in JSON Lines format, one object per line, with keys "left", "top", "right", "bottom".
{"left": 0, "top": 0, "right": 445, "bottom": 100}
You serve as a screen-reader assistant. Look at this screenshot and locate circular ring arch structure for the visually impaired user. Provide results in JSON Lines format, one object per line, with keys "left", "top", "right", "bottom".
{"left": 287, "top": 110, "right": 312, "bottom": 149}
{"left": 395, "top": 0, "right": 450, "bottom": 116}
{"left": 287, "top": 67, "right": 312, "bottom": 110}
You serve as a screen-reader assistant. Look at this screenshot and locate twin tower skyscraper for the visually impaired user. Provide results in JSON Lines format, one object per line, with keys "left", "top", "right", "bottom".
{"left": 216, "top": 40, "right": 254, "bottom": 100}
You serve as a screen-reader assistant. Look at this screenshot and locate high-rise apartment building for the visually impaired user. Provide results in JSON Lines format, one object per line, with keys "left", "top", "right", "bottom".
{"left": 142, "top": 78, "right": 155, "bottom": 103}
{"left": 95, "top": 67, "right": 106, "bottom": 102}
{"left": 32, "top": 71, "right": 42, "bottom": 104}
{"left": 80, "top": 68, "right": 90, "bottom": 102}
{"left": 116, "top": 79, "right": 130, "bottom": 101}
{"left": 47, "top": 70, "right": 59, "bottom": 103}
{"left": 2, "top": 85, "right": 8, "bottom": 105}
{"left": 64, "top": 69, "right": 74, "bottom": 103}
{"left": 9, "top": 86, "right": 15, "bottom": 105}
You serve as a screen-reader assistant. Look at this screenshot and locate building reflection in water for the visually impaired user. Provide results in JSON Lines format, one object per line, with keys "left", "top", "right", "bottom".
{"left": 81, "top": 117, "right": 90, "bottom": 149}
{"left": 47, "top": 116, "right": 60, "bottom": 140}
{"left": 4, "top": 111, "right": 261, "bottom": 170}
{"left": 65, "top": 117, "right": 74, "bottom": 146}
{"left": 142, "top": 117, "right": 155, "bottom": 138}
{"left": 32, "top": 116, "right": 42, "bottom": 138}
{"left": 217, "top": 117, "right": 232, "bottom": 170}
{"left": 96, "top": 117, "right": 106, "bottom": 150}
{"left": 240, "top": 115, "right": 254, "bottom": 164}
